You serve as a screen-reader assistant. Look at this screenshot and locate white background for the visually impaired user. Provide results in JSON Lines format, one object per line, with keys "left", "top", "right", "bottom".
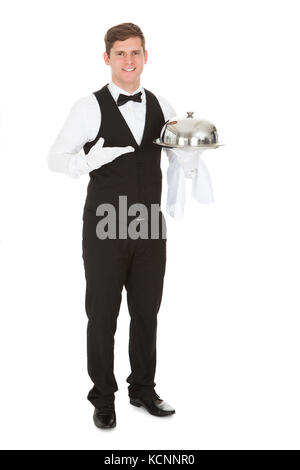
{"left": 0, "top": 0, "right": 299, "bottom": 450}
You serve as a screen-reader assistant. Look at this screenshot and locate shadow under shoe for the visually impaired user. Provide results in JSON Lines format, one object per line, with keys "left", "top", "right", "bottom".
{"left": 130, "top": 391, "right": 175, "bottom": 417}
{"left": 93, "top": 404, "right": 116, "bottom": 429}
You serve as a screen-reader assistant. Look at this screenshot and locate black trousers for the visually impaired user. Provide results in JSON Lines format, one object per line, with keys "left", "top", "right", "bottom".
{"left": 82, "top": 212, "right": 167, "bottom": 408}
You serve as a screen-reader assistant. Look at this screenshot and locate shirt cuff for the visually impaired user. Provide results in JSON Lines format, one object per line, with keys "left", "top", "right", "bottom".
{"left": 68, "top": 153, "right": 91, "bottom": 178}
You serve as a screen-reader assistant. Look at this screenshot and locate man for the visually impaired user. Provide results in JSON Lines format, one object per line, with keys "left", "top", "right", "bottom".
{"left": 47, "top": 22, "right": 196, "bottom": 429}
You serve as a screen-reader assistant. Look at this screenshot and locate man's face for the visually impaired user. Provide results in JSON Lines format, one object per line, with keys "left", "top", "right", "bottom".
{"left": 103, "top": 36, "right": 148, "bottom": 91}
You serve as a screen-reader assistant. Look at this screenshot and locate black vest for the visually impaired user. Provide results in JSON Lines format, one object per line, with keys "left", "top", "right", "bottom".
{"left": 83, "top": 84, "right": 166, "bottom": 215}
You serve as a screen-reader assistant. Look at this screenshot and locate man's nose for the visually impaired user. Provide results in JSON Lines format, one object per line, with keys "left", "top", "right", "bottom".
{"left": 125, "top": 56, "right": 134, "bottom": 65}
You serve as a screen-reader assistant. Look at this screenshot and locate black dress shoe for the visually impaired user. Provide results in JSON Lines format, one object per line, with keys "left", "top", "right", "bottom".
{"left": 93, "top": 404, "right": 116, "bottom": 429}
{"left": 130, "top": 391, "right": 175, "bottom": 417}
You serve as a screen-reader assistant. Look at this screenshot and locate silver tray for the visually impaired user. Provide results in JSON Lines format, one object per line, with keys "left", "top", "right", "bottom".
{"left": 153, "top": 138, "right": 225, "bottom": 149}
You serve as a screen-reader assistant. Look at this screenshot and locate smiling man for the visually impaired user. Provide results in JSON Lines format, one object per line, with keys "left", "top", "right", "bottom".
{"left": 105, "top": 36, "right": 148, "bottom": 93}
{"left": 48, "top": 22, "right": 182, "bottom": 430}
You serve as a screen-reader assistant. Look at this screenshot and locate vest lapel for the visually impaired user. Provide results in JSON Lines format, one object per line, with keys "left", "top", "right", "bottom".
{"left": 139, "top": 89, "right": 152, "bottom": 148}
{"left": 104, "top": 84, "right": 151, "bottom": 149}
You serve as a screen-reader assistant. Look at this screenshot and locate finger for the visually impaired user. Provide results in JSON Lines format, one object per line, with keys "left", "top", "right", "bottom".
{"left": 113, "top": 146, "right": 135, "bottom": 156}
{"left": 89, "top": 137, "right": 104, "bottom": 154}
{"left": 96, "top": 137, "right": 104, "bottom": 147}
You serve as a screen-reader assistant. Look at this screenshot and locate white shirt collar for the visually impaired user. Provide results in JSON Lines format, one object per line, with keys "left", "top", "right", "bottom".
{"left": 108, "top": 80, "right": 145, "bottom": 103}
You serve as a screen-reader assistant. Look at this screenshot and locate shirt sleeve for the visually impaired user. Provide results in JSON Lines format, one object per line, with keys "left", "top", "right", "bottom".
{"left": 47, "top": 95, "right": 99, "bottom": 178}
{"left": 155, "top": 94, "right": 183, "bottom": 164}
{"left": 156, "top": 94, "right": 177, "bottom": 124}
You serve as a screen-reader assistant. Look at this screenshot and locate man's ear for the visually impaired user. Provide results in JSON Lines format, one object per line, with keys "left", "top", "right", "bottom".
{"left": 144, "top": 50, "right": 148, "bottom": 64}
{"left": 103, "top": 51, "right": 110, "bottom": 65}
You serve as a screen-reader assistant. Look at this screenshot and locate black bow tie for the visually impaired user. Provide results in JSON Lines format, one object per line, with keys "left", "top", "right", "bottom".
{"left": 117, "top": 91, "right": 142, "bottom": 107}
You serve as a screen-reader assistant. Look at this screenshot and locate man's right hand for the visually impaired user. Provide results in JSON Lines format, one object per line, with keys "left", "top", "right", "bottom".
{"left": 86, "top": 137, "right": 135, "bottom": 171}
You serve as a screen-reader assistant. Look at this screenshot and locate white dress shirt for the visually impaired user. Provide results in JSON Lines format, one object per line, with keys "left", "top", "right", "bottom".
{"left": 47, "top": 80, "right": 214, "bottom": 218}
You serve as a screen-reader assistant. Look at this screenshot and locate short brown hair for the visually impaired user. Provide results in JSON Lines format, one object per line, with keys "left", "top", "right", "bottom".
{"left": 104, "top": 22, "right": 145, "bottom": 57}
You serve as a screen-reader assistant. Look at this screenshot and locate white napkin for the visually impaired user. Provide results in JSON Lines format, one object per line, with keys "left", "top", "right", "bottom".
{"left": 165, "top": 148, "right": 214, "bottom": 220}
